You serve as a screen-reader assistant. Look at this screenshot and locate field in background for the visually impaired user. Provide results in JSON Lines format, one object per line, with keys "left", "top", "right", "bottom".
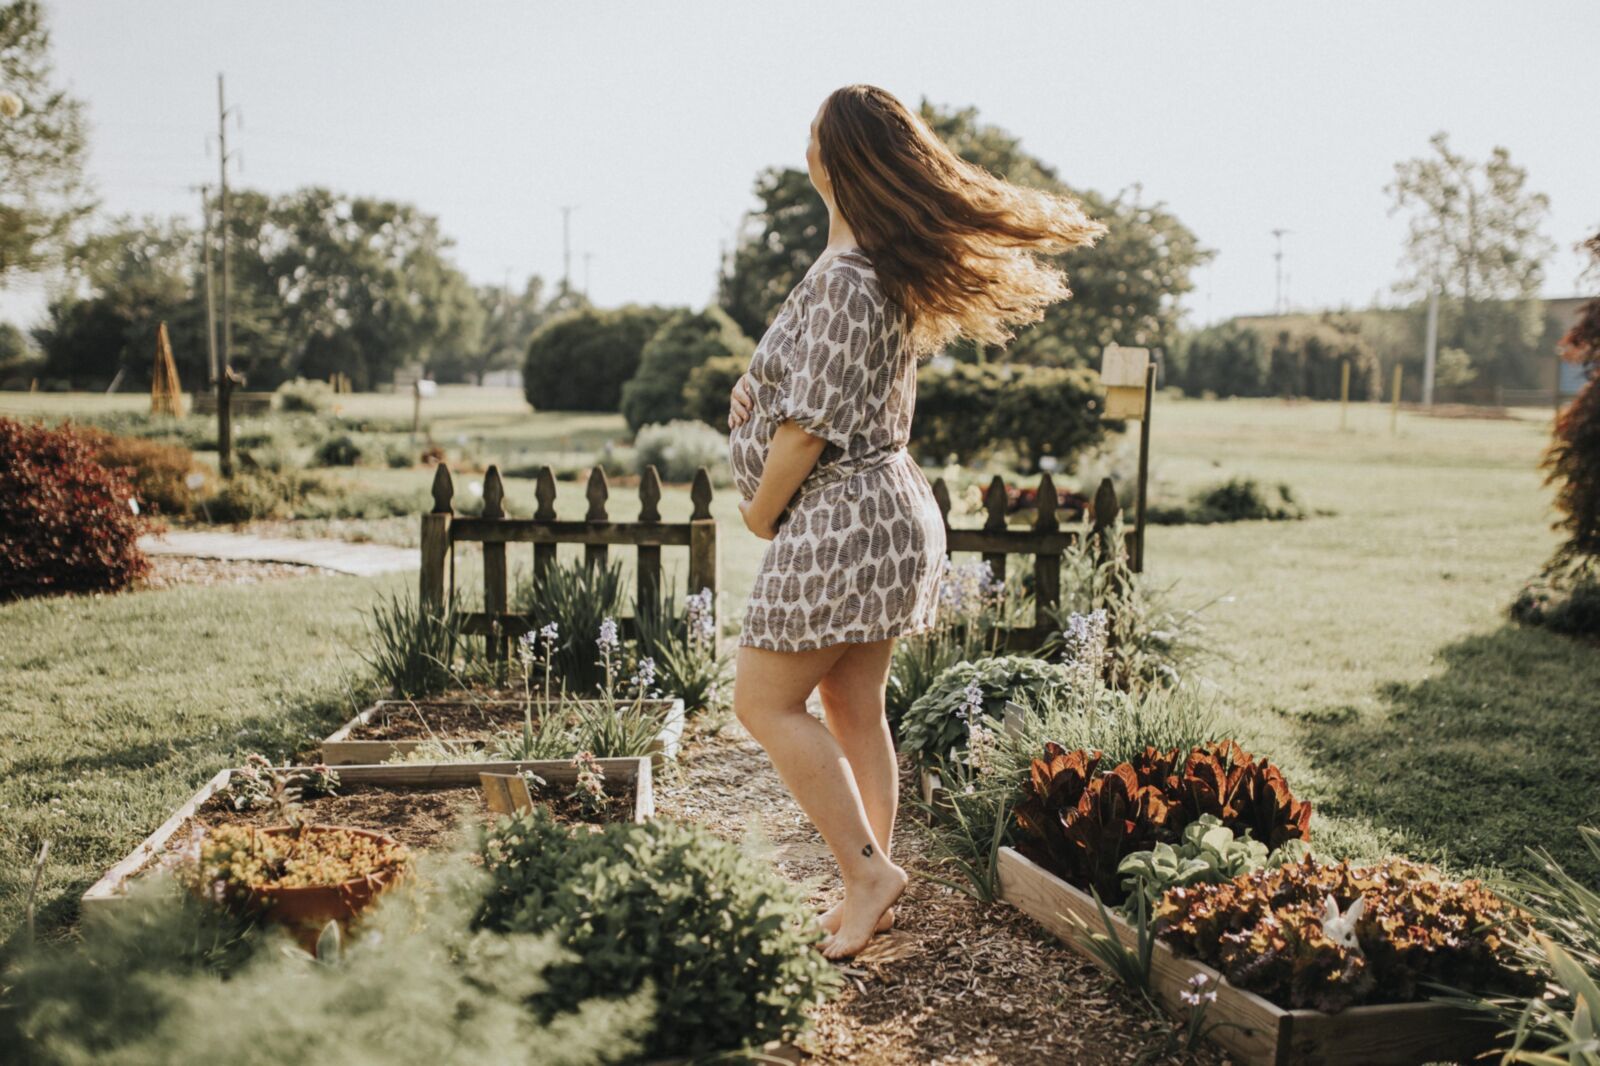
{"left": 3, "top": 391, "right": 1597, "bottom": 938}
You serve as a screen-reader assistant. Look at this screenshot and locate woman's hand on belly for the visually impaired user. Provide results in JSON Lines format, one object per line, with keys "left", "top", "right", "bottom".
{"left": 738, "top": 498, "right": 777, "bottom": 541}
{"left": 728, "top": 373, "right": 755, "bottom": 430}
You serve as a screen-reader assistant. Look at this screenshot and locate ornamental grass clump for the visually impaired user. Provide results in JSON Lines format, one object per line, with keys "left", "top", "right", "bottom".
{"left": 1012, "top": 740, "right": 1312, "bottom": 904}
{"left": 1155, "top": 856, "right": 1538, "bottom": 1014}
{"left": 475, "top": 807, "right": 840, "bottom": 1060}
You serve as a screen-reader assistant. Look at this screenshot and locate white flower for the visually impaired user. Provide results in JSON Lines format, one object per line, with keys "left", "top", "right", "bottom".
{"left": 1180, "top": 972, "right": 1217, "bottom": 1007}
{"left": 596, "top": 617, "right": 619, "bottom": 655}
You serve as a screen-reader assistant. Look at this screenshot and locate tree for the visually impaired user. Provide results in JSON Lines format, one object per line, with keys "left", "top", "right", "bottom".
{"left": 717, "top": 100, "right": 1210, "bottom": 368}
{"left": 1178, "top": 322, "right": 1269, "bottom": 397}
{"left": 681, "top": 354, "right": 748, "bottom": 430}
{"left": 524, "top": 305, "right": 674, "bottom": 412}
{"left": 460, "top": 276, "right": 550, "bottom": 384}
{"left": 1386, "top": 132, "right": 1555, "bottom": 388}
{"left": 0, "top": 0, "right": 93, "bottom": 283}
{"left": 620, "top": 307, "right": 752, "bottom": 433}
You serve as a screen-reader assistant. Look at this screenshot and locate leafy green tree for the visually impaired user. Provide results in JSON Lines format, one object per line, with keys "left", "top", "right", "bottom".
{"left": 524, "top": 304, "right": 674, "bottom": 412}
{"left": 717, "top": 100, "right": 1209, "bottom": 368}
{"left": 1265, "top": 324, "right": 1381, "bottom": 401}
{"left": 621, "top": 307, "right": 752, "bottom": 433}
{"left": 911, "top": 362, "right": 1108, "bottom": 470}
{"left": 681, "top": 354, "right": 747, "bottom": 429}
{"left": 1177, "top": 322, "right": 1269, "bottom": 397}
{"left": 0, "top": 318, "right": 39, "bottom": 385}
{"left": 458, "top": 276, "right": 550, "bottom": 384}
{"left": 0, "top": 0, "right": 93, "bottom": 282}
{"left": 1387, "top": 132, "right": 1555, "bottom": 388}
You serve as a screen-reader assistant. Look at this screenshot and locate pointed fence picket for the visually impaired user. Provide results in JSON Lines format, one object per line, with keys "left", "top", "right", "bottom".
{"left": 928, "top": 473, "right": 1138, "bottom": 650}
{"left": 419, "top": 463, "right": 718, "bottom": 661}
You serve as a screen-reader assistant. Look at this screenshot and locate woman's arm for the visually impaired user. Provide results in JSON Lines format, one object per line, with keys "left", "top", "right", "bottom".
{"left": 739, "top": 420, "right": 826, "bottom": 540}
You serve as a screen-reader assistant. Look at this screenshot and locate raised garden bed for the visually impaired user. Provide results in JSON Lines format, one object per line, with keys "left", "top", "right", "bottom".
{"left": 320, "top": 697, "right": 686, "bottom": 766}
{"left": 82, "top": 758, "right": 653, "bottom": 915}
{"left": 996, "top": 847, "right": 1499, "bottom": 1066}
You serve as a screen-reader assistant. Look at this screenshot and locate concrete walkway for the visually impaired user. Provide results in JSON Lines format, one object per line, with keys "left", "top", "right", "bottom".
{"left": 138, "top": 530, "right": 417, "bottom": 577}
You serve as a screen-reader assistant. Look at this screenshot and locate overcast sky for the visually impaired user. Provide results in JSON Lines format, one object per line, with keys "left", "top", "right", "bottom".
{"left": 3, "top": 0, "right": 1596, "bottom": 332}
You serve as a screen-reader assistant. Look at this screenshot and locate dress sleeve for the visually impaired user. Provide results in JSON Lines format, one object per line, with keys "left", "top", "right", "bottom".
{"left": 774, "top": 266, "right": 871, "bottom": 451}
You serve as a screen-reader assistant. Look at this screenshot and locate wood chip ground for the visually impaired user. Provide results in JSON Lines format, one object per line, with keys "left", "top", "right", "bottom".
{"left": 656, "top": 705, "right": 1227, "bottom": 1066}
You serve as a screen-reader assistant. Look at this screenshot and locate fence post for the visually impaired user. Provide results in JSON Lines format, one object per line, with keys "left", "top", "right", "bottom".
{"left": 687, "top": 467, "right": 719, "bottom": 628}
{"left": 1090, "top": 476, "right": 1122, "bottom": 670}
{"left": 584, "top": 467, "right": 610, "bottom": 570}
{"left": 636, "top": 466, "right": 663, "bottom": 618}
{"left": 1032, "top": 472, "right": 1061, "bottom": 643}
{"left": 481, "top": 465, "right": 507, "bottom": 663}
{"left": 420, "top": 463, "right": 454, "bottom": 612}
{"left": 982, "top": 475, "right": 1008, "bottom": 583}
{"left": 533, "top": 467, "right": 557, "bottom": 583}
{"left": 931, "top": 478, "right": 954, "bottom": 559}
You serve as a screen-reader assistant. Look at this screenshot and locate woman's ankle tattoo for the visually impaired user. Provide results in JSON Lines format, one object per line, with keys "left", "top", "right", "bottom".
{"left": 861, "top": 843, "right": 873, "bottom": 857}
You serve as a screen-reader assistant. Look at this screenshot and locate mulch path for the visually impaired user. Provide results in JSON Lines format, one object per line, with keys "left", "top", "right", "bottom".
{"left": 656, "top": 709, "right": 1224, "bottom": 1065}
{"left": 138, "top": 554, "right": 327, "bottom": 589}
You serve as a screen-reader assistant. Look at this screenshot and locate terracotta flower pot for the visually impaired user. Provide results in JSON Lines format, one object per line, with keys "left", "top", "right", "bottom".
{"left": 238, "top": 824, "right": 409, "bottom": 951}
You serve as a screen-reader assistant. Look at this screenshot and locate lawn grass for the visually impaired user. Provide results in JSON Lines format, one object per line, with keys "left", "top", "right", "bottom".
{"left": 2, "top": 390, "right": 1596, "bottom": 946}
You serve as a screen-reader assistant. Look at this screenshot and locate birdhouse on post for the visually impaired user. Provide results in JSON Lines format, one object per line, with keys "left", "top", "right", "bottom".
{"left": 1099, "top": 344, "right": 1150, "bottom": 421}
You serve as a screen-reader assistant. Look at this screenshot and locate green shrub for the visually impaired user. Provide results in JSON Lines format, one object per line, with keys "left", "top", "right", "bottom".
{"left": 632, "top": 419, "right": 729, "bottom": 484}
{"left": 1177, "top": 322, "right": 1269, "bottom": 397}
{"left": 1266, "top": 324, "right": 1381, "bottom": 401}
{"left": 0, "top": 866, "right": 652, "bottom": 1066}
{"left": 200, "top": 470, "right": 325, "bottom": 523}
{"left": 513, "top": 558, "right": 628, "bottom": 695}
{"left": 313, "top": 433, "right": 365, "bottom": 467}
{"left": 475, "top": 808, "right": 839, "bottom": 1060}
{"left": 912, "top": 362, "right": 1109, "bottom": 470}
{"left": 524, "top": 305, "right": 674, "bottom": 412}
{"left": 681, "top": 354, "right": 748, "bottom": 429}
{"left": 275, "top": 377, "right": 334, "bottom": 413}
{"left": 901, "top": 655, "right": 1080, "bottom": 764}
{"left": 1147, "top": 477, "right": 1308, "bottom": 525}
{"left": 362, "top": 589, "right": 468, "bottom": 698}
{"left": 621, "top": 307, "right": 752, "bottom": 433}
{"left": 633, "top": 585, "right": 729, "bottom": 715}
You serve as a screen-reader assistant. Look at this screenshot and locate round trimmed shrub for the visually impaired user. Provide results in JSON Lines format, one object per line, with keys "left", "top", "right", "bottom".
{"left": 681, "top": 353, "right": 749, "bottom": 429}
{"left": 1, "top": 417, "right": 151, "bottom": 599}
{"left": 621, "top": 307, "right": 752, "bottom": 433}
{"left": 901, "top": 654, "right": 1079, "bottom": 764}
{"left": 313, "top": 433, "right": 365, "bottom": 467}
{"left": 77, "top": 426, "right": 207, "bottom": 516}
{"left": 524, "top": 305, "right": 674, "bottom": 412}
{"left": 632, "top": 419, "right": 729, "bottom": 484}
{"left": 475, "top": 808, "right": 839, "bottom": 1060}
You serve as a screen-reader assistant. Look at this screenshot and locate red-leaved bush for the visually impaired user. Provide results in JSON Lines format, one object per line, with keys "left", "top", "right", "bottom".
{"left": 1, "top": 418, "right": 152, "bottom": 600}
{"left": 1544, "top": 230, "right": 1600, "bottom": 565}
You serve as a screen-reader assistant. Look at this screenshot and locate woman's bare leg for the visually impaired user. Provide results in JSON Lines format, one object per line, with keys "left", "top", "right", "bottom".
{"left": 734, "top": 641, "right": 907, "bottom": 960}
{"left": 814, "top": 638, "right": 899, "bottom": 934}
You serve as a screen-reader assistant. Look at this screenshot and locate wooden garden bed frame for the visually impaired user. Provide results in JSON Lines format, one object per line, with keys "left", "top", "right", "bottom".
{"left": 420, "top": 462, "right": 719, "bottom": 663}
{"left": 81, "top": 758, "right": 654, "bottom": 916}
{"left": 320, "top": 697, "right": 687, "bottom": 766}
{"left": 996, "top": 847, "right": 1500, "bottom": 1066}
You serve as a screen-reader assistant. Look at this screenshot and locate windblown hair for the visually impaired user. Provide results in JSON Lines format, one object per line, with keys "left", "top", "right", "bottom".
{"left": 816, "top": 84, "right": 1108, "bottom": 361}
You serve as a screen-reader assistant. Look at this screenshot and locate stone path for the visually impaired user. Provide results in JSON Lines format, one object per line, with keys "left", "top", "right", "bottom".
{"left": 138, "top": 530, "right": 417, "bottom": 577}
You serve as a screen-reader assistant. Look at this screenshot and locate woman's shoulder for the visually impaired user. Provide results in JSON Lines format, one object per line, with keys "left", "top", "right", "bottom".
{"left": 807, "top": 250, "right": 887, "bottom": 309}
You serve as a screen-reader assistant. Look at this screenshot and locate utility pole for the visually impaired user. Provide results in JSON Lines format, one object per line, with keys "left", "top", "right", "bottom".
{"left": 1422, "top": 279, "right": 1440, "bottom": 407}
{"left": 559, "top": 205, "right": 577, "bottom": 296}
{"left": 214, "top": 74, "right": 242, "bottom": 477}
{"left": 1271, "top": 229, "right": 1291, "bottom": 314}
{"left": 193, "top": 184, "right": 218, "bottom": 385}
{"left": 583, "top": 252, "right": 592, "bottom": 300}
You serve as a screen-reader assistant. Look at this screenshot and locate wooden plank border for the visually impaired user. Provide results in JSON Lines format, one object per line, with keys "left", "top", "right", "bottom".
{"left": 996, "top": 847, "right": 1499, "bottom": 1066}
{"left": 320, "top": 697, "right": 687, "bottom": 767}
{"left": 82, "top": 758, "right": 653, "bottom": 915}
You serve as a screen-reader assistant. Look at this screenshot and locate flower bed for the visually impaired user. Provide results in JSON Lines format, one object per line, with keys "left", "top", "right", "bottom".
{"left": 997, "top": 847, "right": 1503, "bottom": 1065}
{"left": 320, "top": 696, "right": 686, "bottom": 766}
{"left": 81, "top": 758, "right": 653, "bottom": 915}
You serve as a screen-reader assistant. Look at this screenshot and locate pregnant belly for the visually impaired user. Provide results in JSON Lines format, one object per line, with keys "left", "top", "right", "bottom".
{"left": 728, "top": 415, "right": 769, "bottom": 500}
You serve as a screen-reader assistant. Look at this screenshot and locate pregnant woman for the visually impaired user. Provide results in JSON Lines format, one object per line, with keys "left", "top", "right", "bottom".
{"left": 728, "top": 84, "right": 1105, "bottom": 958}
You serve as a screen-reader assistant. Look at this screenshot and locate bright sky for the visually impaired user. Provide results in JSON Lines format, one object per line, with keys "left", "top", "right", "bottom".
{"left": 3, "top": 0, "right": 1596, "bottom": 332}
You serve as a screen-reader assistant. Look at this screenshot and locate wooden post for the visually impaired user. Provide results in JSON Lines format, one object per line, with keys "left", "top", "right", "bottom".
{"left": 584, "top": 467, "right": 610, "bottom": 570}
{"left": 481, "top": 465, "right": 507, "bottom": 663}
{"left": 533, "top": 467, "right": 557, "bottom": 581}
{"left": 1134, "top": 362, "right": 1153, "bottom": 574}
{"left": 931, "top": 478, "right": 954, "bottom": 559}
{"left": 1091, "top": 477, "right": 1122, "bottom": 664}
{"left": 1032, "top": 472, "right": 1061, "bottom": 641}
{"left": 981, "top": 475, "right": 1008, "bottom": 583}
{"left": 420, "top": 463, "right": 454, "bottom": 611}
{"left": 1391, "top": 364, "right": 1403, "bottom": 435}
{"left": 1340, "top": 359, "right": 1351, "bottom": 431}
{"left": 687, "top": 467, "right": 718, "bottom": 628}
{"left": 636, "top": 465, "right": 663, "bottom": 617}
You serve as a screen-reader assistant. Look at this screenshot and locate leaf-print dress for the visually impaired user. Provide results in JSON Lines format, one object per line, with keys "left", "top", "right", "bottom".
{"left": 728, "top": 248, "right": 946, "bottom": 652}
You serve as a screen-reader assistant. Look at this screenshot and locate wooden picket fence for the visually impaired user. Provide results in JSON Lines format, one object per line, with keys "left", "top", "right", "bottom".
{"left": 418, "top": 463, "right": 718, "bottom": 662}
{"left": 928, "top": 472, "right": 1137, "bottom": 650}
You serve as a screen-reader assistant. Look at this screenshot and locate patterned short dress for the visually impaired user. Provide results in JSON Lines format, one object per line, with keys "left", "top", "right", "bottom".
{"left": 728, "top": 248, "right": 947, "bottom": 652}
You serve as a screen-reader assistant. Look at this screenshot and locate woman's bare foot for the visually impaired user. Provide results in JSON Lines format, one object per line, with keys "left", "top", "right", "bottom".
{"left": 822, "top": 863, "right": 908, "bottom": 960}
{"left": 816, "top": 900, "right": 895, "bottom": 936}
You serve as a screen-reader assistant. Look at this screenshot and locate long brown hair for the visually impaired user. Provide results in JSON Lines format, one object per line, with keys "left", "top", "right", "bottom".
{"left": 817, "top": 85, "right": 1107, "bottom": 360}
